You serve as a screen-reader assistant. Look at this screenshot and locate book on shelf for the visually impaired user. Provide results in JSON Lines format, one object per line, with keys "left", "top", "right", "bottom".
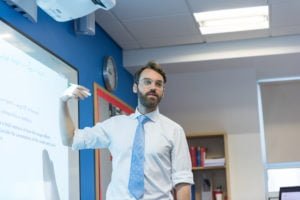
{"left": 200, "top": 147, "right": 206, "bottom": 167}
{"left": 189, "top": 146, "right": 197, "bottom": 167}
{"left": 204, "top": 157, "right": 225, "bottom": 167}
{"left": 196, "top": 146, "right": 201, "bottom": 166}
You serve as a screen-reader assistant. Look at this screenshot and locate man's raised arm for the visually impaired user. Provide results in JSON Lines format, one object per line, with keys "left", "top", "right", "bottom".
{"left": 59, "top": 84, "right": 91, "bottom": 146}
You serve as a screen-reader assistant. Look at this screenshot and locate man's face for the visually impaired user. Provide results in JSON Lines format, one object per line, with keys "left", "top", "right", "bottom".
{"left": 135, "top": 68, "right": 164, "bottom": 110}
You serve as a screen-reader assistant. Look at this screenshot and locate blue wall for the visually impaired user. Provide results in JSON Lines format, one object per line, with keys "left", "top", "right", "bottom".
{"left": 1, "top": 2, "right": 137, "bottom": 199}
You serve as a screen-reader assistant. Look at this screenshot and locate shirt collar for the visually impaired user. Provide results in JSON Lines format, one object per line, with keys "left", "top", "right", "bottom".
{"left": 133, "top": 108, "right": 160, "bottom": 122}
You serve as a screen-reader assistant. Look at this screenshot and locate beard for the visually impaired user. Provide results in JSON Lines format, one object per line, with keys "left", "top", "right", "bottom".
{"left": 137, "top": 89, "right": 162, "bottom": 110}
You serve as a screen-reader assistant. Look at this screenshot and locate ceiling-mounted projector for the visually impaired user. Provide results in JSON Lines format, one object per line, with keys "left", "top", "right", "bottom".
{"left": 36, "top": 0, "right": 116, "bottom": 22}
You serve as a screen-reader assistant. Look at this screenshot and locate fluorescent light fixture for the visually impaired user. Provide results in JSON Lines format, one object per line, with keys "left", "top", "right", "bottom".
{"left": 193, "top": 6, "right": 269, "bottom": 34}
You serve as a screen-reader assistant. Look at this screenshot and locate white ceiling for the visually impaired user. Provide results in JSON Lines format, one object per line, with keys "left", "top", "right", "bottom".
{"left": 95, "top": 0, "right": 300, "bottom": 134}
{"left": 96, "top": 0, "right": 300, "bottom": 50}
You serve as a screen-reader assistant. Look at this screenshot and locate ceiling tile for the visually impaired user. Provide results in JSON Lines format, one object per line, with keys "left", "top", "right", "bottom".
{"left": 123, "top": 14, "right": 199, "bottom": 40}
{"left": 270, "top": 0, "right": 300, "bottom": 27}
{"left": 118, "top": 41, "right": 141, "bottom": 50}
{"left": 111, "top": 0, "right": 190, "bottom": 20}
{"left": 106, "top": 30, "right": 139, "bottom": 47}
{"left": 95, "top": 10, "right": 136, "bottom": 42}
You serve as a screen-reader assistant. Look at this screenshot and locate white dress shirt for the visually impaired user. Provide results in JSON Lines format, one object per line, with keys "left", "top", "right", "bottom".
{"left": 72, "top": 108, "right": 193, "bottom": 200}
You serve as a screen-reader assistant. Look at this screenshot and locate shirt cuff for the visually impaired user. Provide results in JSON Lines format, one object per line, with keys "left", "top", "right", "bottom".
{"left": 72, "top": 129, "right": 86, "bottom": 150}
{"left": 172, "top": 170, "right": 194, "bottom": 187}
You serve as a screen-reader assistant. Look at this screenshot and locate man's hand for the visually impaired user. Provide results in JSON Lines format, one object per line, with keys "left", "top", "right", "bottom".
{"left": 61, "top": 84, "right": 91, "bottom": 102}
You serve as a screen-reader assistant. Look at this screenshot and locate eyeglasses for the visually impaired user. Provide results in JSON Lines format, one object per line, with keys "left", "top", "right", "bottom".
{"left": 139, "top": 78, "right": 164, "bottom": 89}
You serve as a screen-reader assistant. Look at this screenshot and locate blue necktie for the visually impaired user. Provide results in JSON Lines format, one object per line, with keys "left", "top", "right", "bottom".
{"left": 128, "top": 115, "right": 149, "bottom": 199}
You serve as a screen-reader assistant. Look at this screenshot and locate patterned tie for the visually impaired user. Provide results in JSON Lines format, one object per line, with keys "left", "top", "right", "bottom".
{"left": 128, "top": 115, "right": 149, "bottom": 199}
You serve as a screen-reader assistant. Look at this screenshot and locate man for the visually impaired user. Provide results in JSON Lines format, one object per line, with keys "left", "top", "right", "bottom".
{"left": 60, "top": 61, "right": 193, "bottom": 200}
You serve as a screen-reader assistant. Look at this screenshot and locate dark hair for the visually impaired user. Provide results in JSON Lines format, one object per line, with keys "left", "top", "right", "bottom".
{"left": 134, "top": 61, "right": 167, "bottom": 84}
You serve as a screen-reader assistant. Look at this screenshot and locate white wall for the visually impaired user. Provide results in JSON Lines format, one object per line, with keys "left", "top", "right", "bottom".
{"left": 159, "top": 64, "right": 300, "bottom": 200}
{"left": 227, "top": 133, "right": 265, "bottom": 200}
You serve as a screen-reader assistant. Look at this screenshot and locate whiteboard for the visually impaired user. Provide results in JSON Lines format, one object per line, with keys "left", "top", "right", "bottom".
{"left": 0, "top": 20, "right": 80, "bottom": 200}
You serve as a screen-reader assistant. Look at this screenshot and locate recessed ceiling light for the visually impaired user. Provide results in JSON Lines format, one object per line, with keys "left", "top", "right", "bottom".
{"left": 193, "top": 6, "right": 269, "bottom": 35}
